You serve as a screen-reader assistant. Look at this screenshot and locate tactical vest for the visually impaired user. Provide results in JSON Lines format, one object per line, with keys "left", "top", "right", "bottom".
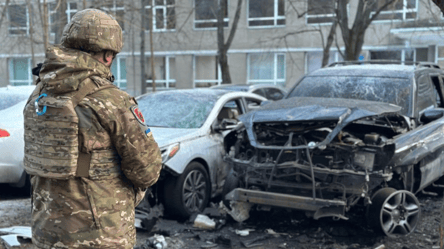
{"left": 24, "top": 77, "right": 118, "bottom": 179}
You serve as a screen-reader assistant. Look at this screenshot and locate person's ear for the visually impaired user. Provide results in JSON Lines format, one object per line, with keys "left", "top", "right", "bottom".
{"left": 103, "top": 50, "right": 115, "bottom": 65}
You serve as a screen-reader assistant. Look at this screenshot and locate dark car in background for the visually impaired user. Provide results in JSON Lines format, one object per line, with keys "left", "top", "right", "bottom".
{"left": 211, "top": 84, "right": 287, "bottom": 101}
{"left": 223, "top": 62, "right": 444, "bottom": 237}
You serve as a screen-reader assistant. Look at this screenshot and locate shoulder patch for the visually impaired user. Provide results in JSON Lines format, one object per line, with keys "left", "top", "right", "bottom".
{"left": 130, "top": 105, "right": 146, "bottom": 124}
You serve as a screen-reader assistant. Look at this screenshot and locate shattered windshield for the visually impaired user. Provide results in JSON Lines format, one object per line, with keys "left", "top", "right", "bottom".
{"left": 137, "top": 91, "right": 221, "bottom": 129}
{"left": 287, "top": 76, "right": 412, "bottom": 116}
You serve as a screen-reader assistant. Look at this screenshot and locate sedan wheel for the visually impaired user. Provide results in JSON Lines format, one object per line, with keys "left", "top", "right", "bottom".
{"left": 164, "top": 162, "right": 210, "bottom": 218}
{"left": 368, "top": 188, "right": 420, "bottom": 237}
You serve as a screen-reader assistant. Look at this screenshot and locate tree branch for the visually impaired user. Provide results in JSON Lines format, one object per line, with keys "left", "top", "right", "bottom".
{"left": 0, "top": 0, "right": 10, "bottom": 31}
{"left": 366, "top": 0, "right": 399, "bottom": 29}
{"left": 224, "top": 0, "right": 242, "bottom": 49}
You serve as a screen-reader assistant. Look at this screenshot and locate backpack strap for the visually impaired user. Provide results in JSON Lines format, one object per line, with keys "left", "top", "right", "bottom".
{"left": 74, "top": 78, "right": 117, "bottom": 177}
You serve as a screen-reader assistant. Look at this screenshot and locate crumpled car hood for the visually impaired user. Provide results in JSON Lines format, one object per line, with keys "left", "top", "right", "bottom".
{"left": 151, "top": 127, "right": 200, "bottom": 148}
{"left": 240, "top": 97, "right": 402, "bottom": 148}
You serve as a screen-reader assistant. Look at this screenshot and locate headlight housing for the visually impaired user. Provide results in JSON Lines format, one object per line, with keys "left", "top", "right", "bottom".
{"left": 161, "top": 143, "right": 180, "bottom": 163}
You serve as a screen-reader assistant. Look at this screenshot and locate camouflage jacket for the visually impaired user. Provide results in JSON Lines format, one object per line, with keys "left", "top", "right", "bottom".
{"left": 26, "top": 46, "right": 162, "bottom": 249}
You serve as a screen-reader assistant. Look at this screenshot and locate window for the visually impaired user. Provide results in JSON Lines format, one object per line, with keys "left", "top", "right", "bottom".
{"left": 248, "top": 0, "right": 285, "bottom": 27}
{"left": 66, "top": 2, "right": 78, "bottom": 21}
{"left": 306, "top": 0, "right": 336, "bottom": 24}
{"left": 370, "top": 48, "right": 428, "bottom": 63}
{"left": 146, "top": 0, "right": 175, "bottom": 31}
{"left": 248, "top": 53, "right": 285, "bottom": 86}
{"left": 194, "top": 0, "right": 227, "bottom": 29}
{"left": 145, "top": 56, "right": 176, "bottom": 90}
{"left": 306, "top": 51, "right": 343, "bottom": 74}
{"left": 9, "top": 58, "right": 32, "bottom": 86}
{"left": 111, "top": 57, "right": 127, "bottom": 89}
{"left": 48, "top": 1, "right": 78, "bottom": 34}
{"left": 8, "top": 4, "right": 28, "bottom": 35}
{"left": 416, "top": 74, "right": 435, "bottom": 113}
{"left": 371, "top": 0, "right": 417, "bottom": 21}
{"left": 48, "top": 2, "right": 58, "bottom": 34}
{"left": 194, "top": 56, "right": 222, "bottom": 88}
{"left": 101, "top": 1, "right": 125, "bottom": 31}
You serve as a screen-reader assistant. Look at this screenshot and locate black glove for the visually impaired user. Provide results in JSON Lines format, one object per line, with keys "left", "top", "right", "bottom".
{"left": 32, "top": 63, "right": 43, "bottom": 76}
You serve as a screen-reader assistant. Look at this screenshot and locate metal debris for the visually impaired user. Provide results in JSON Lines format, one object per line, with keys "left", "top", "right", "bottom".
{"left": 219, "top": 201, "right": 252, "bottom": 223}
{"left": 193, "top": 214, "right": 216, "bottom": 230}
{"left": 0, "top": 226, "right": 32, "bottom": 248}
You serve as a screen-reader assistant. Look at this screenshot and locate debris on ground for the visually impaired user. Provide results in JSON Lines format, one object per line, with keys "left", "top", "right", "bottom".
{"left": 219, "top": 201, "right": 252, "bottom": 222}
{"left": 266, "top": 228, "right": 288, "bottom": 237}
{"left": 151, "top": 234, "right": 167, "bottom": 249}
{"left": 214, "top": 234, "right": 232, "bottom": 247}
{"left": 0, "top": 226, "right": 32, "bottom": 248}
{"left": 193, "top": 214, "right": 216, "bottom": 230}
{"left": 241, "top": 235, "right": 270, "bottom": 248}
{"left": 235, "top": 229, "right": 254, "bottom": 236}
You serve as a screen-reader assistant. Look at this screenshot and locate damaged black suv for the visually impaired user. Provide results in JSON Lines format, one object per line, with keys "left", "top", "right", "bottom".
{"left": 223, "top": 61, "right": 444, "bottom": 237}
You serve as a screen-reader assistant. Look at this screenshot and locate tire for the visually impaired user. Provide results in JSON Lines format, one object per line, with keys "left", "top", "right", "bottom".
{"left": 163, "top": 162, "right": 211, "bottom": 219}
{"left": 221, "top": 169, "right": 238, "bottom": 208}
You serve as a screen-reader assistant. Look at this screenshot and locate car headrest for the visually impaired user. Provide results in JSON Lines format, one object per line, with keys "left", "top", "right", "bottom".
{"left": 218, "top": 107, "right": 234, "bottom": 120}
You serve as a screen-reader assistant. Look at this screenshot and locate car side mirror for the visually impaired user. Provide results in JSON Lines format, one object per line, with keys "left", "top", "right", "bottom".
{"left": 260, "top": 100, "right": 272, "bottom": 106}
{"left": 420, "top": 109, "right": 444, "bottom": 123}
{"left": 212, "top": 119, "right": 238, "bottom": 132}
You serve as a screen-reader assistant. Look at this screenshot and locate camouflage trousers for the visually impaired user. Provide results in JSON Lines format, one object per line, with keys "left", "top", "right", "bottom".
{"left": 30, "top": 176, "right": 137, "bottom": 249}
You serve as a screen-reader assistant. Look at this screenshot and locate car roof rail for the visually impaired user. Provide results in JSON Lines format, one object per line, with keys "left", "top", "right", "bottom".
{"left": 415, "top": 62, "right": 441, "bottom": 69}
{"left": 327, "top": 60, "right": 441, "bottom": 69}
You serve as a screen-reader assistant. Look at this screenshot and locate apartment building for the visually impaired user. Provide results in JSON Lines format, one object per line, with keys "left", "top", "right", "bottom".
{"left": 1, "top": 0, "right": 443, "bottom": 96}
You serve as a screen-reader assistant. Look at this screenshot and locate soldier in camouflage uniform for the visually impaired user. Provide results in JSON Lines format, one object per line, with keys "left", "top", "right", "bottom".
{"left": 23, "top": 9, "right": 162, "bottom": 249}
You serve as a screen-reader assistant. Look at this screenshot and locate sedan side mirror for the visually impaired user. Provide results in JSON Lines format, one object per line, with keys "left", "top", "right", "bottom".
{"left": 212, "top": 119, "right": 238, "bottom": 132}
{"left": 260, "top": 100, "right": 272, "bottom": 107}
{"left": 420, "top": 109, "right": 444, "bottom": 123}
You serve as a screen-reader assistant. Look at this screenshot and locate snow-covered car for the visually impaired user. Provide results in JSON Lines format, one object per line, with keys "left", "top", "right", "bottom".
{"left": 0, "top": 86, "right": 36, "bottom": 191}
{"left": 136, "top": 89, "right": 266, "bottom": 218}
{"left": 223, "top": 62, "right": 444, "bottom": 237}
{"left": 211, "top": 84, "right": 287, "bottom": 101}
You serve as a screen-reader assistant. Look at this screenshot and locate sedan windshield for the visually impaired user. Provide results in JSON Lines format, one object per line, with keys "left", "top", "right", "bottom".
{"left": 287, "top": 76, "right": 412, "bottom": 115}
{"left": 137, "top": 91, "right": 220, "bottom": 129}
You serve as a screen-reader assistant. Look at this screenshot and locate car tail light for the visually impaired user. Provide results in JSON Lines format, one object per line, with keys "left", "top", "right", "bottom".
{"left": 0, "top": 129, "right": 10, "bottom": 138}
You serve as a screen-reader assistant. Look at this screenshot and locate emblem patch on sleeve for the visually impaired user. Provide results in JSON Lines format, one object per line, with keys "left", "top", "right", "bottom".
{"left": 130, "top": 105, "right": 146, "bottom": 124}
{"left": 145, "top": 128, "right": 153, "bottom": 137}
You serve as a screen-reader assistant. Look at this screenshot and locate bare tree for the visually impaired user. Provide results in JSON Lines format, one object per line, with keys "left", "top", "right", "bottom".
{"left": 216, "top": 0, "right": 242, "bottom": 84}
{"left": 52, "top": 0, "right": 68, "bottom": 44}
{"left": 337, "top": 0, "right": 399, "bottom": 60}
{"left": 432, "top": 0, "right": 444, "bottom": 14}
{"left": 140, "top": 0, "right": 147, "bottom": 94}
{"left": 0, "top": 0, "right": 10, "bottom": 31}
{"left": 148, "top": 2, "right": 156, "bottom": 92}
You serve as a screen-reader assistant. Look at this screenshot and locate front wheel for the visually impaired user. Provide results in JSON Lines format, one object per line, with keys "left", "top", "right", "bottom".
{"left": 368, "top": 188, "right": 421, "bottom": 237}
{"left": 163, "top": 162, "right": 211, "bottom": 218}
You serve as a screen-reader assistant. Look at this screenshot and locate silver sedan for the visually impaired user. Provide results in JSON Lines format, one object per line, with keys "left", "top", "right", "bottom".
{"left": 136, "top": 89, "right": 266, "bottom": 218}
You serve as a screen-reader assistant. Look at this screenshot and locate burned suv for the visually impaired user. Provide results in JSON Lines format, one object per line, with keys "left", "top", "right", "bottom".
{"left": 223, "top": 62, "right": 444, "bottom": 237}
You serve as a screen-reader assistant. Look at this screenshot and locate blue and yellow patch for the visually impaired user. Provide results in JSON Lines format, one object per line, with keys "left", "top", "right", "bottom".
{"left": 145, "top": 128, "right": 153, "bottom": 137}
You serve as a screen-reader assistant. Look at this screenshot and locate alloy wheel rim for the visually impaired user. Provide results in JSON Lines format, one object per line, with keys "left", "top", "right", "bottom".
{"left": 380, "top": 190, "right": 420, "bottom": 237}
{"left": 182, "top": 170, "right": 207, "bottom": 212}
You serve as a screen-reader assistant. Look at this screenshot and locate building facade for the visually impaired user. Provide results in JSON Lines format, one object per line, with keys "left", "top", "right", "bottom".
{"left": 1, "top": 0, "right": 443, "bottom": 96}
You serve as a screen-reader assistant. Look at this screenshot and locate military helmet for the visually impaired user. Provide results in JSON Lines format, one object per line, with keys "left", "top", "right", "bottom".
{"left": 61, "top": 9, "right": 123, "bottom": 53}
